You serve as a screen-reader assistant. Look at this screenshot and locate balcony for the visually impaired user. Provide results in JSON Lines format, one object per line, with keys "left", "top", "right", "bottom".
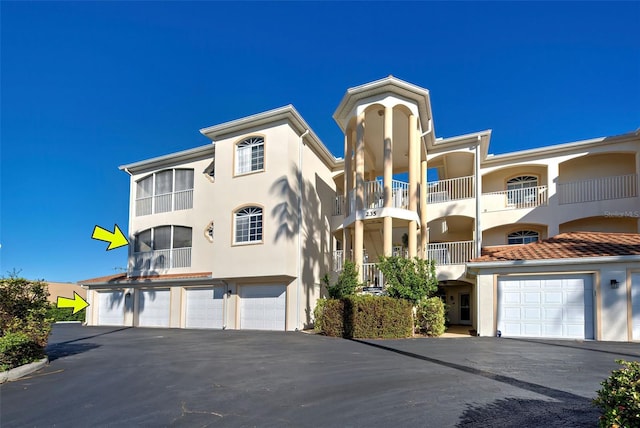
{"left": 482, "top": 185, "right": 548, "bottom": 212}
{"left": 132, "top": 247, "right": 192, "bottom": 271}
{"left": 136, "top": 189, "right": 193, "bottom": 216}
{"left": 426, "top": 240, "right": 475, "bottom": 265}
{"left": 558, "top": 174, "right": 638, "bottom": 205}
{"left": 427, "top": 176, "right": 475, "bottom": 203}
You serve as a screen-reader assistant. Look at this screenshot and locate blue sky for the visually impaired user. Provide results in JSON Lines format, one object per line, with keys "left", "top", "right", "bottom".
{"left": 1, "top": 1, "right": 638, "bottom": 283}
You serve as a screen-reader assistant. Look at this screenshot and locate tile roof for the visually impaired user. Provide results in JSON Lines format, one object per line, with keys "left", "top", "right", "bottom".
{"left": 473, "top": 232, "right": 640, "bottom": 262}
{"left": 79, "top": 272, "right": 213, "bottom": 284}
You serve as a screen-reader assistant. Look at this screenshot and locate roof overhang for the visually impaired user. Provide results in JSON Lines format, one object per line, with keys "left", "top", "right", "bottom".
{"left": 332, "top": 76, "right": 435, "bottom": 146}
{"left": 119, "top": 144, "right": 215, "bottom": 175}
{"left": 200, "top": 105, "right": 338, "bottom": 168}
{"left": 466, "top": 254, "right": 640, "bottom": 272}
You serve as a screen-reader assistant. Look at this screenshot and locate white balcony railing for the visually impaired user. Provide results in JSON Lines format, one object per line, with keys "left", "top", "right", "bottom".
{"left": 482, "top": 185, "right": 548, "bottom": 212}
{"left": 132, "top": 247, "right": 192, "bottom": 271}
{"left": 427, "top": 176, "right": 474, "bottom": 203}
{"left": 362, "top": 263, "right": 383, "bottom": 288}
{"left": 333, "top": 180, "right": 411, "bottom": 215}
{"left": 558, "top": 174, "right": 638, "bottom": 205}
{"left": 135, "top": 189, "right": 194, "bottom": 216}
{"left": 426, "top": 241, "right": 475, "bottom": 265}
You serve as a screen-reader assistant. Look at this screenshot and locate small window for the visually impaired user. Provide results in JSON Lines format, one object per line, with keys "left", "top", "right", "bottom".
{"left": 234, "top": 206, "right": 263, "bottom": 244}
{"left": 507, "top": 230, "right": 539, "bottom": 245}
{"left": 236, "top": 137, "right": 264, "bottom": 175}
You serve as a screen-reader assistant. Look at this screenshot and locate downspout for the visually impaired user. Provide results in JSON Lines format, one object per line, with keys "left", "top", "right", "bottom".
{"left": 221, "top": 280, "right": 229, "bottom": 330}
{"left": 123, "top": 167, "right": 133, "bottom": 279}
{"left": 297, "top": 129, "right": 310, "bottom": 331}
{"left": 474, "top": 136, "right": 482, "bottom": 335}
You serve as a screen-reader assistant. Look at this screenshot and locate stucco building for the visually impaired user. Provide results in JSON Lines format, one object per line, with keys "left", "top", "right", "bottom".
{"left": 80, "top": 76, "right": 640, "bottom": 341}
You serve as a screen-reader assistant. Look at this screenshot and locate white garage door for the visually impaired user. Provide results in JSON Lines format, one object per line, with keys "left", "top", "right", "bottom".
{"left": 240, "top": 285, "right": 286, "bottom": 331}
{"left": 97, "top": 290, "right": 125, "bottom": 326}
{"left": 185, "top": 287, "right": 224, "bottom": 329}
{"left": 138, "top": 289, "right": 170, "bottom": 327}
{"left": 497, "top": 275, "right": 594, "bottom": 339}
{"left": 632, "top": 274, "right": 640, "bottom": 341}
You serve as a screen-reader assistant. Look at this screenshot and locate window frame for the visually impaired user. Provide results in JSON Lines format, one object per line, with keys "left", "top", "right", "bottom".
{"left": 507, "top": 230, "right": 540, "bottom": 245}
{"left": 134, "top": 168, "right": 195, "bottom": 215}
{"left": 234, "top": 136, "right": 265, "bottom": 177}
{"left": 233, "top": 205, "right": 264, "bottom": 245}
{"left": 506, "top": 175, "right": 538, "bottom": 206}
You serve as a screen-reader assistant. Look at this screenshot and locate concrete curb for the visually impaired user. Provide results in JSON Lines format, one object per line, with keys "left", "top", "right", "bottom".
{"left": 0, "top": 357, "right": 49, "bottom": 384}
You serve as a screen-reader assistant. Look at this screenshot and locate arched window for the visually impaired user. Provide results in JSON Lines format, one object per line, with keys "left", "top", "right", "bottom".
{"left": 135, "top": 169, "right": 194, "bottom": 215}
{"left": 507, "top": 175, "right": 538, "bottom": 205}
{"left": 234, "top": 207, "right": 263, "bottom": 244}
{"left": 507, "top": 230, "right": 539, "bottom": 245}
{"left": 236, "top": 137, "right": 264, "bottom": 175}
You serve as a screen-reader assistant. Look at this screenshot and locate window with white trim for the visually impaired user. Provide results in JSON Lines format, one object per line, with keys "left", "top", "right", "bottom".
{"left": 235, "top": 137, "right": 264, "bottom": 175}
{"left": 133, "top": 225, "right": 192, "bottom": 270}
{"left": 506, "top": 175, "right": 538, "bottom": 205}
{"left": 507, "top": 230, "right": 539, "bottom": 245}
{"left": 234, "top": 207, "right": 263, "bottom": 244}
{"left": 135, "top": 169, "right": 194, "bottom": 215}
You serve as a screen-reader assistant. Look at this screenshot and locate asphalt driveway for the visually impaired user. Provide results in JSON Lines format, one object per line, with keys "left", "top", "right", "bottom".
{"left": 1, "top": 324, "right": 638, "bottom": 427}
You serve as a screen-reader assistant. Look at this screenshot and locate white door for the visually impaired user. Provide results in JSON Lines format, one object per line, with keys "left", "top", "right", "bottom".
{"left": 497, "top": 275, "right": 594, "bottom": 339}
{"left": 97, "top": 290, "right": 125, "bottom": 326}
{"left": 138, "top": 289, "right": 170, "bottom": 327}
{"left": 185, "top": 287, "right": 224, "bottom": 329}
{"left": 240, "top": 285, "right": 286, "bottom": 331}
{"left": 632, "top": 274, "right": 640, "bottom": 341}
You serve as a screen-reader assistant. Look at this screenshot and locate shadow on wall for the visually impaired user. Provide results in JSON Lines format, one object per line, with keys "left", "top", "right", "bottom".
{"left": 456, "top": 397, "right": 599, "bottom": 427}
{"left": 102, "top": 269, "right": 162, "bottom": 319}
{"left": 270, "top": 164, "right": 333, "bottom": 328}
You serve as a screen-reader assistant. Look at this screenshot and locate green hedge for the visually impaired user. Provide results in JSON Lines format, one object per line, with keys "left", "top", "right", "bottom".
{"left": 46, "top": 304, "right": 85, "bottom": 322}
{"left": 0, "top": 331, "right": 44, "bottom": 372}
{"left": 314, "top": 295, "right": 413, "bottom": 339}
{"left": 593, "top": 359, "right": 640, "bottom": 427}
{"left": 416, "top": 297, "right": 446, "bottom": 336}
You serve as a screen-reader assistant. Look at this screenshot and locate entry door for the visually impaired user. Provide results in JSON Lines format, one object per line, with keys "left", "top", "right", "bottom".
{"left": 459, "top": 293, "right": 471, "bottom": 325}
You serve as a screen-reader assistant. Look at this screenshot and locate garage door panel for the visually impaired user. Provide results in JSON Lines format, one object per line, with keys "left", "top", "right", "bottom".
{"left": 138, "top": 289, "right": 170, "bottom": 327}
{"left": 98, "top": 291, "right": 125, "bottom": 326}
{"left": 498, "top": 275, "right": 593, "bottom": 339}
{"left": 632, "top": 274, "right": 640, "bottom": 340}
{"left": 240, "top": 285, "right": 286, "bottom": 331}
{"left": 185, "top": 287, "right": 224, "bottom": 329}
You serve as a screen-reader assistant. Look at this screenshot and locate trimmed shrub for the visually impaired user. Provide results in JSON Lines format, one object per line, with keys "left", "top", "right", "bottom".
{"left": 377, "top": 256, "right": 438, "bottom": 305}
{"left": 0, "top": 331, "right": 44, "bottom": 372}
{"left": 315, "top": 296, "right": 413, "bottom": 339}
{"left": 320, "top": 299, "right": 346, "bottom": 338}
{"left": 593, "top": 359, "right": 640, "bottom": 427}
{"left": 313, "top": 298, "right": 327, "bottom": 333}
{"left": 345, "top": 295, "right": 413, "bottom": 339}
{"left": 416, "top": 297, "right": 446, "bottom": 336}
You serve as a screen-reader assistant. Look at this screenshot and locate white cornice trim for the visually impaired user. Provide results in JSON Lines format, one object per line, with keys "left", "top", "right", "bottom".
{"left": 119, "top": 144, "right": 215, "bottom": 174}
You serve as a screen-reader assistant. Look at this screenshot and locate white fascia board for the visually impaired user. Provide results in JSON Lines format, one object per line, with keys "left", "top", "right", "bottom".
{"left": 428, "top": 130, "right": 491, "bottom": 155}
{"left": 481, "top": 130, "right": 640, "bottom": 166}
{"left": 119, "top": 144, "right": 215, "bottom": 174}
{"left": 82, "top": 275, "right": 215, "bottom": 288}
{"left": 200, "top": 105, "right": 339, "bottom": 169}
{"left": 466, "top": 254, "right": 640, "bottom": 271}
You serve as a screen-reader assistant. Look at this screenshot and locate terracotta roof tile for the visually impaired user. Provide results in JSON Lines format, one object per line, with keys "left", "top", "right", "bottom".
{"left": 79, "top": 272, "right": 213, "bottom": 284}
{"left": 473, "top": 232, "right": 640, "bottom": 262}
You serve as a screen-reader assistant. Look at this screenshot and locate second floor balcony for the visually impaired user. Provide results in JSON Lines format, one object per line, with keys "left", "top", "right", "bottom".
{"left": 558, "top": 173, "right": 638, "bottom": 205}
{"left": 132, "top": 247, "right": 192, "bottom": 271}
{"left": 482, "top": 185, "right": 548, "bottom": 212}
{"left": 136, "top": 189, "right": 194, "bottom": 216}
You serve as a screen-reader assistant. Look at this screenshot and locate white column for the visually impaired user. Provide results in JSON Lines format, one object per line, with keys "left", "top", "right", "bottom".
{"left": 408, "top": 114, "right": 418, "bottom": 258}
{"left": 383, "top": 105, "right": 393, "bottom": 256}
{"left": 420, "top": 159, "right": 427, "bottom": 258}
{"left": 343, "top": 134, "right": 351, "bottom": 216}
{"left": 354, "top": 112, "right": 365, "bottom": 280}
{"left": 547, "top": 161, "right": 560, "bottom": 237}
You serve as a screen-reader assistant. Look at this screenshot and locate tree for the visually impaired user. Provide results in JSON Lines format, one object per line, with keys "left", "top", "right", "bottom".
{"left": 376, "top": 256, "right": 438, "bottom": 305}
{"left": 324, "top": 260, "right": 361, "bottom": 299}
{"left": 0, "top": 275, "right": 51, "bottom": 347}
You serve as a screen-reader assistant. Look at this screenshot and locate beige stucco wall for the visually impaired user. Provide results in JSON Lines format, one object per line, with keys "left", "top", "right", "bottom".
{"left": 482, "top": 164, "right": 548, "bottom": 194}
{"left": 46, "top": 282, "right": 86, "bottom": 304}
{"left": 560, "top": 216, "right": 638, "bottom": 234}
{"left": 482, "top": 224, "right": 548, "bottom": 246}
{"left": 559, "top": 152, "right": 636, "bottom": 182}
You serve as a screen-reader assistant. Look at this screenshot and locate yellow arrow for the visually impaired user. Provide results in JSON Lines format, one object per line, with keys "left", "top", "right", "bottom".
{"left": 92, "top": 224, "right": 129, "bottom": 250}
{"left": 57, "top": 292, "right": 89, "bottom": 314}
